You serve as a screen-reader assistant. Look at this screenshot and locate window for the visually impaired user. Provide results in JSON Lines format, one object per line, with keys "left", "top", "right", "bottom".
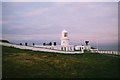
{"left": 64, "top": 33, "right": 67, "bottom": 37}
{"left": 80, "top": 47, "right": 81, "bottom": 51}
{"left": 61, "top": 47, "right": 63, "bottom": 50}
{"left": 64, "top": 47, "right": 66, "bottom": 51}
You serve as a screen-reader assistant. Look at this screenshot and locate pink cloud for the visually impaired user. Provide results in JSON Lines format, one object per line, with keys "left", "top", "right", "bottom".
{"left": 7, "top": 15, "right": 17, "bottom": 19}
{"left": 0, "top": 20, "right": 8, "bottom": 25}
{"left": 2, "top": 34, "right": 59, "bottom": 41}
{"left": 22, "top": 8, "right": 51, "bottom": 17}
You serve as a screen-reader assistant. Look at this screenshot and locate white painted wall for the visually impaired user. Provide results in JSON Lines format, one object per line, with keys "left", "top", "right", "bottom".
{"left": 1, "top": 42, "right": 119, "bottom": 55}
{"left": 0, "top": 42, "right": 82, "bottom": 54}
{"left": 91, "top": 50, "right": 119, "bottom": 55}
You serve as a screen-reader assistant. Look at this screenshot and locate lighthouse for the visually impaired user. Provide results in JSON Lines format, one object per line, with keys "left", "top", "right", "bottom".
{"left": 61, "top": 30, "right": 70, "bottom": 51}
{"left": 61, "top": 30, "right": 69, "bottom": 46}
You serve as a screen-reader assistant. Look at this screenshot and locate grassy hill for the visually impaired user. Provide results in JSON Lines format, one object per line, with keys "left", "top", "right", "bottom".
{"left": 2, "top": 46, "right": 120, "bottom": 78}
{"left": 0, "top": 40, "right": 9, "bottom": 43}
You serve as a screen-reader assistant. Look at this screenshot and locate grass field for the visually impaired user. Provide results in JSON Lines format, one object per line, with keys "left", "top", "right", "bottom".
{"left": 2, "top": 46, "right": 120, "bottom": 78}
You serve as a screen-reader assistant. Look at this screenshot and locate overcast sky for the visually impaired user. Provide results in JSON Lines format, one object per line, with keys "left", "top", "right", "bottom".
{"left": 1, "top": 2, "right": 118, "bottom": 48}
{"left": 1, "top": 0, "right": 119, "bottom": 2}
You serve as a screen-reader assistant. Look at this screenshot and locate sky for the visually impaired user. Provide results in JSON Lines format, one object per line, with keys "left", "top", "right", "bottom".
{"left": 1, "top": 0, "right": 119, "bottom": 2}
{"left": 1, "top": 2, "right": 118, "bottom": 50}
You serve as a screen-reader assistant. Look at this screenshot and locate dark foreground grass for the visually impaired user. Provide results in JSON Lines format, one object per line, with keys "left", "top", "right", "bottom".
{"left": 2, "top": 46, "right": 120, "bottom": 78}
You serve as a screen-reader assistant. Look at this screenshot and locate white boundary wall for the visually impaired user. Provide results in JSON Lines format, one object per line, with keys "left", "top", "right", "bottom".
{"left": 0, "top": 42, "right": 82, "bottom": 54}
{"left": 91, "top": 50, "right": 119, "bottom": 55}
{"left": 1, "top": 42, "right": 119, "bottom": 55}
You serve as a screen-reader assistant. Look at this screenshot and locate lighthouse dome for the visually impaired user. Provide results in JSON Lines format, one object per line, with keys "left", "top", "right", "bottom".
{"left": 62, "top": 29, "right": 67, "bottom": 33}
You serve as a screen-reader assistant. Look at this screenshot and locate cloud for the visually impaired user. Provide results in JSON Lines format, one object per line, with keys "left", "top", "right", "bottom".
{"left": 2, "top": 34, "right": 60, "bottom": 41}
{"left": 7, "top": 15, "right": 17, "bottom": 20}
{"left": 69, "top": 33, "right": 118, "bottom": 45}
{"left": 1, "top": 0, "right": 119, "bottom": 2}
{"left": 21, "top": 7, "right": 51, "bottom": 17}
{"left": 0, "top": 20, "right": 2, "bottom": 25}
{"left": 0, "top": 20, "right": 9, "bottom": 25}
{"left": 2, "top": 2, "right": 118, "bottom": 46}
{"left": 2, "top": 16, "right": 17, "bottom": 25}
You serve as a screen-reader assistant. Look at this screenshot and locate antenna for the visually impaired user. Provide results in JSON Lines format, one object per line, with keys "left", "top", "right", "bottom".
{"left": 97, "top": 39, "right": 98, "bottom": 51}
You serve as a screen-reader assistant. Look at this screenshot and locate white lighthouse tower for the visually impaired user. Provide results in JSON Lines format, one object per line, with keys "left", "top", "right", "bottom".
{"left": 61, "top": 30, "right": 69, "bottom": 46}
{"left": 61, "top": 30, "right": 69, "bottom": 51}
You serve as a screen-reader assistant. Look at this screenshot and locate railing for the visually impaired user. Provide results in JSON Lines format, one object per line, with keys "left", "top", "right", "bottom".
{"left": 91, "top": 50, "right": 119, "bottom": 55}
{"left": 1, "top": 42, "right": 120, "bottom": 55}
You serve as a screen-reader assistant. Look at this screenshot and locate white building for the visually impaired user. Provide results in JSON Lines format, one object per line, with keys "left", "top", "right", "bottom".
{"left": 60, "top": 30, "right": 74, "bottom": 51}
{"left": 61, "top": 30, "right": 69, "bottom": 46}
{"left": 36, "top": 30, "right": 97, "bottom": 52}
{"left": 74, "top": 45, "right": 85, "bottom": 53}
